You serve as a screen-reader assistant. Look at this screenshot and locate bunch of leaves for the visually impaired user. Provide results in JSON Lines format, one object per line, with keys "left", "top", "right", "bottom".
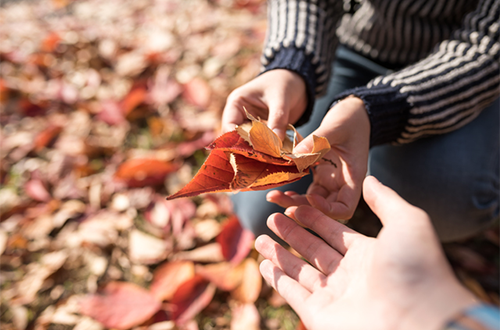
{"left": 168, "top": 110, "right": 330, "bottom": 199}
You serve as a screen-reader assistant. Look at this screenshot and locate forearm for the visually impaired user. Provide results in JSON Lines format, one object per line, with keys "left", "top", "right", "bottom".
{"left": 336, "top": 0, "right": 500, "bottom": 147}
{"left": 261, "top": 0, "right": 344, "bottom": 126}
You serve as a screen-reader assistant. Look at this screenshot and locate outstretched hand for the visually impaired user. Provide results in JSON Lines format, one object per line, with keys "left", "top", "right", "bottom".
{"left": 267, "top": 96, "right": 370, "bottom": 221}
{"left": 256, "top": 176, "right": 477, "bottom": 330}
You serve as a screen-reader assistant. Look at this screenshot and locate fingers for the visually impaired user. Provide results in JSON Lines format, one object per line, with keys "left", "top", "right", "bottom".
{"left": 285, "top": 205, "right": 364, "bottom": 255}
{"left": 306, "top": 161, "right": 362, "bottom": 220}
{"left": 221, "top": 102, "right": 246, "bottom": 133}
{"left": 258, "top": 259, "right": 311, "bottom": 315}
{"left": 363, "top": 176, "right": 432, "bottom": 229}
{"left": 266, "top": 213, "right": 346, "bottom": 275}
{"left": 267, "top": 99, "right": 289, "bottom": 141}
{"left": 266, "top": 190, "right": 309, "bottom": 209}
{"left": 255, "top": 234, "right": 326, "bottom": 292}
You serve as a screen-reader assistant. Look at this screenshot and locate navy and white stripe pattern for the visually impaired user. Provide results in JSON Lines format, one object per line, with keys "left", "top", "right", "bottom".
{"left": 261, "top": 0, "right": 500, "bottom": 146}
{"left": 261, "top": 0, "right": 343, "bottom": 96}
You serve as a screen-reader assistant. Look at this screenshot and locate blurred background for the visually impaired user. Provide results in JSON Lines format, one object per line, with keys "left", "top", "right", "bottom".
{"left": 0, "top": 0, "right": 498, "bottom": 330}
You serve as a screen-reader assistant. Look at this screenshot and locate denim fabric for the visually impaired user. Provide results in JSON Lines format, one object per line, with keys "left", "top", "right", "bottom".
{"left": 232, "top": 46, "right": 499, "bottom": 242}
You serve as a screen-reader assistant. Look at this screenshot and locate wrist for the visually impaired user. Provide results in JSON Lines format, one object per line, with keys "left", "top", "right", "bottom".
{"left": 322, "top": 95, "right": 370, "bottom": 147}
{"left": 403, "top": 281, "right": 478, "bottom": 330}
{"left": 444, "top": 303, "right": 500, "bottom": 330}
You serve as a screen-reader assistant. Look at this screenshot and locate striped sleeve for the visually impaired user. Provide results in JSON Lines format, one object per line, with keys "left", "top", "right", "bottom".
{"left": 338, "top": 0, "right": 500, "bottom": 146}
{"left": 261, "top": 0, "right": 344, "bottom": 126}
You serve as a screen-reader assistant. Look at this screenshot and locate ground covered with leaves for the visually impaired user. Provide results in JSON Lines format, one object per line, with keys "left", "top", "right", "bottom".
{"left": 0, "top": 0, "right": 498, "bottom": 330}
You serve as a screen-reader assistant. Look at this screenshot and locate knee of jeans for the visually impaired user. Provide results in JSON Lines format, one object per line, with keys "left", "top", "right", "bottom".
{"left": 232, "top": 194, "right": 284, "bottom": 237}
{"left": 434, "top": 176, "right": 499, "bottom": 242}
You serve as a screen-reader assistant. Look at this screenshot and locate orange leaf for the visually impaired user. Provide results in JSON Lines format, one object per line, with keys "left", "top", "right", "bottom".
{"left": 229, "top": 153, "right": 308, "bottom": 191}
{"left": 79, "top": 281, "right": 161, "bottom": 330}
{"left": 167, "top": 109, "right": 331, "bottom": 199}
{"left": 216, "top": 215, "right": 254, "bottom": 265}
{"left": 121, "top": 86, "right": 147, "bottom": 115}
{"left": 41, "top": 32, "right": 61, "bottom": 53}
{"left": 231, "top": 258, "right": 262, "bottom": 303}
{"left": 167, "top": 150, "right": 235, "bottom": 199}
{"left": 195, "top": 262, "right": 244, "bottom": 291}
{"left": 283, "top": 135, "right": 332, "bottom": 172}
{"left": 150, "top": 261, "right": 195, "bottom": 301}
{"left": 34, "top": 125, "right": 63, "bottom": 152}
{"left": 170, "top": 275, "right": 216, "bottom": 325}
{"left": 237, "top": 118, "right": 282, "bottom": 158}
{"left": 206, "top": 131, "right": 292, "bottom": 166}
{"left": 115, "top": 158, "right": 177, "bottom": 188}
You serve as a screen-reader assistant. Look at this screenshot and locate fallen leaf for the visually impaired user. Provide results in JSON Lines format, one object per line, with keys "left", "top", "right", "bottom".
{"left": 14, "top": 250, "right": 68, "bottom": 304}
{"left": 0, "top": 229, "right": 7, "bottom": 255}
{"left": 150, "top": 261, "right": 196, "bottom": 301}
{"left": 195, "top": 262, "right": 244, "bottom": 291}
{"left": 172, "top": 242, "right": 225, "bottom": 263}
{"left": 229, "top": 153, "right": 307, "bottom": 191}
{"left": 128, "top": 229, "right": 169, "bottom": 264}
{"left": 167, "top": 150, "right": 234, "bottom": 199}
{"left": 24, "top": 178, "right": 51, "bottom": 202}
{"left": 79, "top": 282, "right": 161, "bottom": 329}
{"left": 115, "top": 158, "right": 177, "bottom": 188}
{"left": 182, "top": 77, "right": 211, "bottom": 109}
{"left": 41, "top": 32, "right": 61, "bottom": 53}
{"left": 177, "top": 131, "right": 216, "bottom": 157}
{"left": 230, "top": 303, "right": 260, "bottom": 330}
{"left": 34, "top": 125, "right": 63, "bottom": 152}
{"left": 170, "top": 275, "right": 216, "bottom": 325}
{"left": 206, "top": 130, "right": 291, "bottom": 166}
{"left": 121, "top": 86, "right": 147, "bottom": 116}
{"left": 97, "top": 100, "right": 125, "bottom": 125}
{"left": 231, "top": 258, "right": 261, "bottom": 303}
{"left": 216, "top": 215, "right": 254, "bottom": 265}
{"left": 238, "top": 113, "right": 282, "bottom": 158}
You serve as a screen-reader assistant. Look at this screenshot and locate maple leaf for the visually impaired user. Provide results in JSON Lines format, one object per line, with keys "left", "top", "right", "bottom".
{"left": 167, "top": 109, "right": 331, "bottom": 199}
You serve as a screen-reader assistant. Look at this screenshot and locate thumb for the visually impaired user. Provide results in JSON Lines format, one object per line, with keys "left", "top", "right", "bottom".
{"left": 293, "top": 134, "right": 315, "bottom": 154}
{"left": 363, "top": 176, "right": 431, "bottom": 229}
{"left": 267, "top": 100, "right": 289, "bottom": 141}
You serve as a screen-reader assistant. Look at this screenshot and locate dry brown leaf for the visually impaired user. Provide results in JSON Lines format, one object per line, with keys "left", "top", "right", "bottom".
{"left": 128, "top": 229, "right": 169, "bottom": 265}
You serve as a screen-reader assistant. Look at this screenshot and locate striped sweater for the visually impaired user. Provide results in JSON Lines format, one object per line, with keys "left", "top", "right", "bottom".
{"left": 261, "top": 0, "right": 500, "bottom": 146}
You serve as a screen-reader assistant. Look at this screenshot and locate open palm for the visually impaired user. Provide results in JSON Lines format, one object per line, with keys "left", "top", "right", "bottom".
{"left": 256, "top": 176, "right": 476, "bottom": 330}
{"left": 266, "top": 96, "right": 370, "bottom": 221}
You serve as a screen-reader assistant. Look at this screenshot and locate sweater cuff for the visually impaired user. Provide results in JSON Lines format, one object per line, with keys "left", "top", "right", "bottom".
{"left": 262, "top": 47, "right": 318, "bottom": 127}
{"left": 335, "top": 86, "right": 411, "bottom": 147}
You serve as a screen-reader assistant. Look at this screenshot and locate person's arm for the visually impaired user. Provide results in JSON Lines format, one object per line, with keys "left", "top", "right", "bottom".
{"left": 336, "top": 0, "right": 499, "bottom": 147}
{"left": 221, "top": 0, "right": 343, "bottom": 140}
{"left": 260, "top": 0, "right": 344, "bottom": 126}
{"left": 256, "top": 176, "right": 488, "bottom": 330}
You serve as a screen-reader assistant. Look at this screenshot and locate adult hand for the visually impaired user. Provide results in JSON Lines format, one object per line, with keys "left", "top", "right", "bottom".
{"left": 221, "top": 69, "right": 307, "bottom": 141}
{"left": 267, "top": 96, "right": 370, "bottom": 221}
{"left": 256, "top": 176, "right": 477, "bottom": 330}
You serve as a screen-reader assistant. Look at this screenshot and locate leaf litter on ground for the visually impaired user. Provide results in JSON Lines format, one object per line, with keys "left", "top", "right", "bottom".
{"left": 0, "top": 0, "right": 498, "bottom": 330}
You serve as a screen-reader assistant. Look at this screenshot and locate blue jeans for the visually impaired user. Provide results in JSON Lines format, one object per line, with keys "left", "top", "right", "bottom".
{"left": 232, "top": 46, "right": 499, "bottom": 242}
